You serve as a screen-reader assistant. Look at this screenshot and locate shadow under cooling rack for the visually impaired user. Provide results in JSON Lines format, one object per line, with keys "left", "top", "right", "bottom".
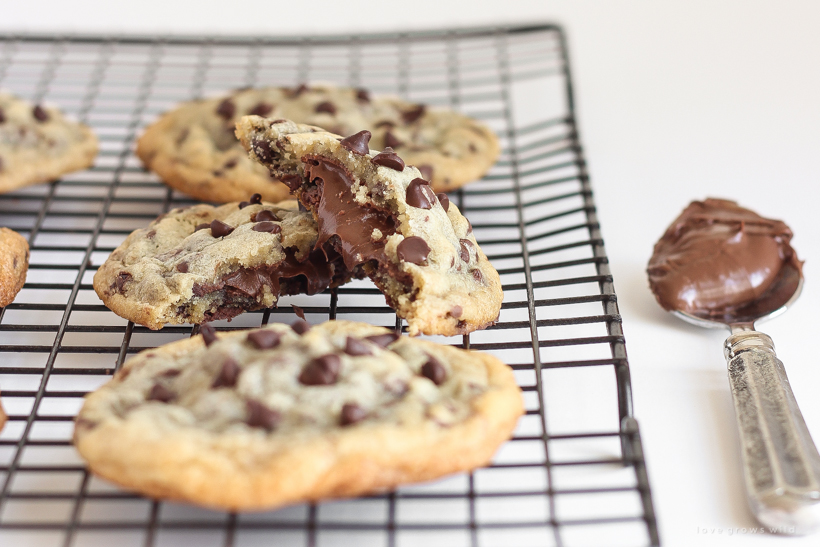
{"left": 0, "top": 25, "right": 660, "bottom": 547}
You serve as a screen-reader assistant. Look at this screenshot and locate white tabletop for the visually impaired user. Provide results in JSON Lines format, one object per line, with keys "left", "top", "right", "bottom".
{"left": 3, "top": 1, "right": 820, "bottom": 546}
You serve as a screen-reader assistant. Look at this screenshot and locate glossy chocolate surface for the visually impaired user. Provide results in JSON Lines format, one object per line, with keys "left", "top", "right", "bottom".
{"left": 647, "top": 198, "right": 803, "bottom": 320}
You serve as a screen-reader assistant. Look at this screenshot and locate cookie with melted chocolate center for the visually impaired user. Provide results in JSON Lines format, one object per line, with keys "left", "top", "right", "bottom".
{"left": 136, "top": 85, "right": 499, "bottom": 204}
{"left": 0, "top": 93, "right": 98, "bottom": 194}
{"left": 236, "top": 118, "right": 503, "bottom": 336}
{"left": 93, "top": 200, "right": 359, "bottom": 329}
{"left": 74, "top": 320, "right": 523, "bottom": 511}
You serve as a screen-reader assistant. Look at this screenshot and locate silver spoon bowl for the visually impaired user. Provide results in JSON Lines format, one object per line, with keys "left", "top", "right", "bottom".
{"left": 673, "top": 262, "right": 820, "bottom": 535}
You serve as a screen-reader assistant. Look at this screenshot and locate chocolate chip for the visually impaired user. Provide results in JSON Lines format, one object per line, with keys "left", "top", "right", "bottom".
{"left": 288, "top": 84, "right": 309, "bottom": 98}
{"left": 437, "top": 193, "right": 450, "bottom": 212}
{"left": 250, "top": 193, "right": 262, "bottom": 204}
{"left": 397, "top": 236, "right": 430, "bottom": 265}
{"left": 340, "top": 130, "right": 372, "bottom": 155}
{"left": 0, "top": 156, "right": 3, "bottom": 172}
{"left": 111, "top": 271, "right": 132, "bottom": 293}
{"left": 249, "top": 102, "right": 273, "bottom": 116}
{"left": 252, "top": 138, "right": 273, "bottom": 163}
{"left": 299, "top": 354, "right": 341, "bottom": 386}
{"left": 375, "top": 120, "right": 395, "bottom": 128}
{"left": 340, "top": 403, "right": 368, "bottom": 426}
{"left": 216, "top": 98, "right": 236, "bottom": 120}
{"left": 253, "top": 221, "right": 281, "bottom": 233}
{"left": 356, "top": 89, "right": 370, "bottom": 102}
{"left": 210, "top": 219, "right": 235, "bottom": 237}
{"left": 315, "top": 101, "right": 337, "bottom": 115}
{"left": 384, "top": 131, "right": 404, "bottom": 149}
{"left": 175, "top": 262, "right": 189, "bottom": 273}
{"left": 200, "top": 324, "right": 218, "bottom": 346}
{"left": 176, "top": 128, "right": 189, "bottom": 145}
{"left": 472, "top": 269, "right": 484, "bottom": 284}
{"left": 291, "top": 319, "right": 311, "bottom": 335}
{"left": 212, "top": 169, "right": 224, "bottom": 177}
{"left": 292, "top": 305, "right": 306, "bottom": 320}
{"left": 32, "top": 105, "right": 49, "bottom": 122}
{"left": 450, "top": 305, "right": 463, "bottom": 319}
{"left": 418, "top": 164, "right": 434, "bottom": 181}
{"left": 246, "top": 399, "right": 280, "bottom": 430}
{"left": 402, "top": 104, "right": 426, "bottom": 124}
{"left": 212, "top": 359, "right": 240, "bottom": 388}
{"left": 148, "top": 383, "right": 175, "bottom": 402}
{"left": 247, "top": 329, "right": 281, "bottom": 349}
{"left": 252, "top": 210, "right": 278, "bottom": 222}
{"left": 364, "top": 332, "right": 400, "bottom": 347}
{"left": 405, "top": 178, "right": 435, "bottom": 209}
{"left": 195, "top": 222, "right": 210, "bottom": 231}
{"left": 459, "top": 239, "right": 474, "bottom": 262}
{"left": 238, "top": 201, "right": 250, "bottom": 209}
{"left": 281, "top": 174, "right": 302, "bottom": 190}
{"left": 224, "top": 158, "right": 238, "bottom": 169}
{"left": 421, "top": 356, "right": 446, "bottom": 385}
{"left": 344, "top": 337, "right": 372, "bottom": 356}
{"left": 158, "top": 368, "right": 181, "bottom": 377}
{"left": 0, "top": 107, "right": 5, "bottom": 123}
{"left": 372, "top": 147, "right": 405, "bottom": 171}
{"left": 467, "top": 220, "right": 473, "bottom": 234}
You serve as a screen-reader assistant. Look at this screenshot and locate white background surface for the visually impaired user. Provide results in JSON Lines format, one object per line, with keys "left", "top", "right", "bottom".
{"left": 3, "top": 1, "right": 820, "bottom": 545}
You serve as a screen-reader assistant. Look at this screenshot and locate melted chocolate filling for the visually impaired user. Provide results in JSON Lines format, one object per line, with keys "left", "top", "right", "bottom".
{"left": 303, "top": 156, "right": 397, "bottom": 271}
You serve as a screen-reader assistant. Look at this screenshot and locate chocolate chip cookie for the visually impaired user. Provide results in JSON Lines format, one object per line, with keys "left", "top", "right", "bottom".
{"left": 0, "top": 227, "right": 29, "bottom": 308}
{"left": 136, "top": 85, "right": 499, "bottom": 203}
{"left": 236, "top": 118, "right": 504, "bottom": 337}
{"left": 0, "top": 92, "right": 98, "bottom": 194}
{"left": 73, "top": 320, "right": 523, "bottom": 511}
{"left": 93, "top": 199, "right": 358, "bottom": 330}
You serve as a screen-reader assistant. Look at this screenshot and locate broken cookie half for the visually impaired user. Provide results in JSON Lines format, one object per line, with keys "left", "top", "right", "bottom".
{"left": 236, "top": 117, "right": 503, "bottom": 336}
{"left": 94, "top": 198, "right": 359, "bottom": 329}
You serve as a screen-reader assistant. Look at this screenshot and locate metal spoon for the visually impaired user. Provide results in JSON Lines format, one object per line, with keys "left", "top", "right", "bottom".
{"left": 673, "top": 261, "right": 820, "bottom": 534}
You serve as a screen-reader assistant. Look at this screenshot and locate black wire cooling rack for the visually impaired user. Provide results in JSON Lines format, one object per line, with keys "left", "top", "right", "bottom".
{"left": 0, "top": 25, "right": 660, "bottom": 547}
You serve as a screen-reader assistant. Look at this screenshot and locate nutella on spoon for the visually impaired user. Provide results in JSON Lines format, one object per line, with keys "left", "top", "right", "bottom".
{"left": 648, "top": 198, "right": 820, "bottom": 535}
{"left": 647, "top": 198, "right": 802, "bottom": 323}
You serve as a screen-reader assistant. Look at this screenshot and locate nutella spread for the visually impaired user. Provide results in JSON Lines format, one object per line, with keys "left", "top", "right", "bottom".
{"left": 647, "top": 198, "right": 802, "bottom": 319}
{"left": 303, "top": 156, "right": 397, "bottom": 270}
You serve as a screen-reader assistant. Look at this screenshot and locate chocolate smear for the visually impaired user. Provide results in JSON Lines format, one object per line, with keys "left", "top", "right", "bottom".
{"left": 299, "top": 354, "right": 341, "bottom": 386}
{"left": 344, "top": 337, "right": 372, "bottom": 356}
{"left": 216, "top": 98, "right": 236, "bottom": 120}
{"left": 247, "top": 329, "right": 282, "bottom": 349}
{"left": 292, "top": 305, "right": 306, "bottom": 320}
{"left": 32, "top": 105, "right": 49, "bottom": 122}
{"left": 246, "top": 399, "right": 280, "bottom": 430}
{"left": 281, "top": 174, "right": 303, "bottom": 190}
{"left": 291, "top": 319, "right": 311, "bottom": 335}
{"left": 147, "top": 383, "right": 175, "bottom": 403}
{"left": 111, "top": 271, "right": 132, "bottom": 293}
{"left": 421, "top": 356, "right": 446, "bottom": 385}
{"left": 212, "top": 359, "right": 240, "bottom": 388}
{"left": 253, "top": 221, "right": 281, "bottom": 233}
{"left": 315, "top": 101, "right": 337, "bottom": 115}
{"left": 200, "top": 324, "right": 218, "bottom": 346}
{"left": 406, "top": 178, "right": 435, "bottom": 209}
{"left": 210, "top": 219, "right": 235, "bottom": 238}
{"left": 397, "top": 237, "right": 430, "bottom": 265}
{"left": 365, "top": 332, "right": 399, "bottom": 347}
{"left": 340, "top": 130, "right": 372, "bottom": 156}
{"left": 437, "top": 193, "right": 450, "bottom": 212}
{"left": 340, "top": 403, "right": 368, "bottom": 426}
{"left": 372, "top": 147, "right": 405, "bottom": 171}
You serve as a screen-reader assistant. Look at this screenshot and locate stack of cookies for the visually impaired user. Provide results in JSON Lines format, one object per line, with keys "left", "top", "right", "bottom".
{"left": 1, "top": 85, "right": 523, "bottom": 512}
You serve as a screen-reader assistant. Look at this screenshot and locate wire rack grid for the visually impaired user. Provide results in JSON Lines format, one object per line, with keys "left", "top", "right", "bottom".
{"left": 0, "top": 25, "right": 659, "bottom": 547}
